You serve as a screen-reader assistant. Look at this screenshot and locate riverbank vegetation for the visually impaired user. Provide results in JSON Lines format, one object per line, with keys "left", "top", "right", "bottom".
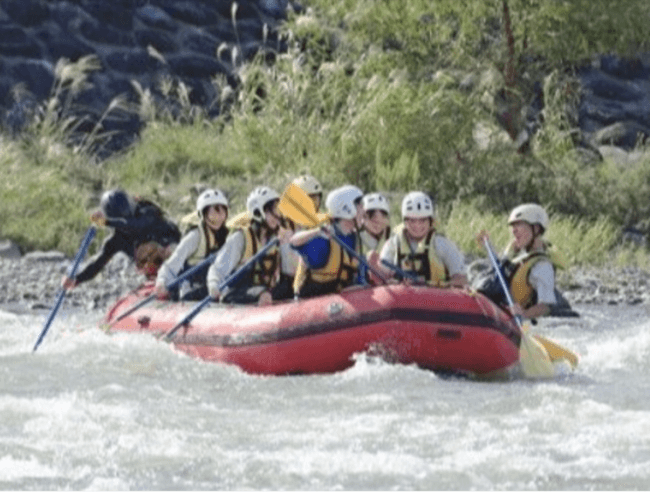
{"left": 2, "top": 0, "right": 650, "bottom": 268}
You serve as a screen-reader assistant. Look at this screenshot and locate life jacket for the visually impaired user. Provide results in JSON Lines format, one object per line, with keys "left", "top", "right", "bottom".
{"left": 226, "top": 210, "right": 251, "bottom": 229}
{"left": 186, "top": 222, "right": 229, "bottom": 266}
{"left": 293, "top": 225, "right": 360, "bottom": 296}
{"left": 179, "top": 210, "right": 201, "bottom": 233}
{"left": 237, "top": 224, "right": 280, "bottom": 289}
{"left": 359, "top": 226, "right": 391, "bottom": 255}
{"left": 504, "top": 241, "right": 565, "bottom": 308}
{"left": 394, "top": 223, "right": 448, "bottom": 285}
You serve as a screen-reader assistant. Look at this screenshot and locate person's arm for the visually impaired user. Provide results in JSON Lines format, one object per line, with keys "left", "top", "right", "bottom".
{"left": 70, "top": 232, "right": 126, "bottom": 285}
{"left": 379, "top": 235, "right": 397, "bottom": 264}
{"left": 280, "top": 241, "right": 300, "bottom": 276}
{"left": 373, "top": 235, "right": 399, "bottom": 279}
{"left": 435, "top": 236, "right": 468, "bottom": 287}
{"left": 289, "top": 227, "right": 326, "bottom": 248}
{"left": 291, "top": 236, "right": 331, "bottom": 270}
{"left": 521, "top": 303, "right": 550, "bottom": 319}
{"left": 207, "top": 230, "right": 245, "bottom": 299}
{"left": 155, "top": 229, "right": 200, "bottom": 295}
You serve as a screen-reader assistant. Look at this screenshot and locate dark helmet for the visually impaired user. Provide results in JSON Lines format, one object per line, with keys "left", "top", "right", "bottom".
{"left": 100, "top": 189, "right": 133, "bottom": 219}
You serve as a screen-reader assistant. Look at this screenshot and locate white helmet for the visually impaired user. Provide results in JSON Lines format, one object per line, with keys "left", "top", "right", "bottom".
{"left": 326, "top": 186, "right": 362, "bottom": 220}
{"left": 401, "top": 192, "right": 434, "bottom": 219}
{"left": 339, "top": 184, "right": 363, "bottom": 202}
{"left": 508, "top": 203, "right": 549, "bottom": 231}
{"left": 247, "top": 186, "right": 280, "bottom": 222}
{"left": 196, "top": 188, "right": 229, "bottom": 218}
{"left": 292, "top": 175, "right": 323, "bottom": 196}
{"left": 362, "top": 192, "right": 390, "bottom": 214}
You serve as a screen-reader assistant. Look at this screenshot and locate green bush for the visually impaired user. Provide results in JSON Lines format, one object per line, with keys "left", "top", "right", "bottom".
{"left": 2, "top": 0, "right": 650, "bottom": 269}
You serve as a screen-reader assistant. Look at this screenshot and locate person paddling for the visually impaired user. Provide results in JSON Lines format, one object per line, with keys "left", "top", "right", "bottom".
{"left": 207, "top": 186, "right": 288, "bottom": 306}
{"left": 62, "top": 189, "right": 180, "bottom": 289}
{"left": 372, "top": 191, "right": 467, "bottom": 288}
{"left": 154, "top": 188, "right": 229, "bottom": 301}
{"left": 274, "top": 174, "right": 325, "bottom": 300}
{"left": 290, "top": 185, "right": 365, "bottom": 298}
{"left": 477, "top": 203, "right": 563, "bottom": 320}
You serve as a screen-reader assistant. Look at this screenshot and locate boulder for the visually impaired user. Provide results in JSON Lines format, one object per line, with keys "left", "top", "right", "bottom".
{"left": 577, "top": 55, "right": 650, "bottom": 151}
{"left": 22, "top": 251, "right": 67, "bottom": 262}
{"left": 0, "top": 240, "right": 21, "bottom": 259}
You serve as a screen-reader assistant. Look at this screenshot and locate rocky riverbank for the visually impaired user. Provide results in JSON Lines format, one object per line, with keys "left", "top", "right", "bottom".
{"left": 1, "top": 247, "right": 649, "bottom": 315}
{"left": 0, "top": 251, "right": 144, "bottom": 314}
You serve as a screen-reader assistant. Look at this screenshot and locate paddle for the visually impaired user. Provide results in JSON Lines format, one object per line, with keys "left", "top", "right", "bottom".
{"left": 279, "top": 183, "right": 388, "bottom": 284}
{"left": 105, "top": 252, "right": 219, "bottom": 330}
{"left": 163, "top": 237, "right": 280, "bottom": 342}
{"left": 380, "top": 259, "right": 422, "bottom": 283}
{"left": 533, "top": 333, "right": 579, "bottom": 369}
{"left": 481, "top": 240, "right": 578, "bottom": 369}
{"left": 33, "top": 226, "right": 96, "bottom": 352}
{"left": 483, "top": 238, "right": 556, "bottom": 378}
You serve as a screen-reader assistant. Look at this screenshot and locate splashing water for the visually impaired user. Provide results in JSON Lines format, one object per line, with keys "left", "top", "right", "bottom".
{"left": 1, "top": 304, "right": 649, "bottom": 490}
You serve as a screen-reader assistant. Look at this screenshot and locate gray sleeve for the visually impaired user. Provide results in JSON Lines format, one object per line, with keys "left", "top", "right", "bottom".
{"left": 434, "top": 236, "right": 466, "bottom": 276}
{"left": 207, "top": 230, "right": 245, "bottom": 293}
{"left": 379, "top": 234, "right": 399, "bottom": 264}
{"left": 281, "top": 242, "right": 300, "bottom": 275}
{"left": 155, "top": 229, "right": 200, "bottom": 288}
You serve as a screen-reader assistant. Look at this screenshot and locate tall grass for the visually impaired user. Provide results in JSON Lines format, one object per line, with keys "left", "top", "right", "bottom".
{"left": 444, "top": 201, "right": 646, "bottom": 269}
{"left": 0, "top": 136, "right": 94, "bottom": 253}
{"left": 2, "top": 0, "right": 650, "bottom": 269}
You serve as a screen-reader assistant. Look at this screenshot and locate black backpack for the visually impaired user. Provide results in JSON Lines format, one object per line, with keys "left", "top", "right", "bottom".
{"left": 470, "top": 258, "right": 516, "bottom": 307}
{"left": 132, "top": 199, "right": 181, "bottom": 248}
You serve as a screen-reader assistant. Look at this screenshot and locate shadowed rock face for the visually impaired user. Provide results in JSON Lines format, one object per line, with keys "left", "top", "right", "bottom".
{"left": 0, "top": 0, "right": 294, "bottom": 157}
{"left": 577, "top": 54, "right": 650, "bottom": 151}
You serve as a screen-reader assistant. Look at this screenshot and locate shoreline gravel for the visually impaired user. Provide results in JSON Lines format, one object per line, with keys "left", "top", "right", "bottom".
{"left": 0, "top": 252, "right": 145, "bottom": 315}
{"left": 1, "top": 251, "right": 650, "bottom": 315}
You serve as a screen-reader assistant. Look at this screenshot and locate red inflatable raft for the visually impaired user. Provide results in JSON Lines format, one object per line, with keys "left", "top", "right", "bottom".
{"left": 102, "top": 283, "right": 522, "bottom": 377}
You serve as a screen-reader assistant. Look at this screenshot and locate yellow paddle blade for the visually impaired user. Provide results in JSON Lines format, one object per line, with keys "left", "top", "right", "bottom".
{"left": 279, "top": 183, "right": 323, "bottom": 228}
{"left": 534, "top": 334, "right": 579, "bottom": 369}
{"left": 316, "top": 212, "right": 332, "bottom": 223}
{"left": 519, "top": 324, "right": 555, "bottom": 379}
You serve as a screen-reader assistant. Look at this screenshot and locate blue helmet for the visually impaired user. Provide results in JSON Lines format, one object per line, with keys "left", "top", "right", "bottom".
{"left": 100, "top": 189, "right": 133, "bottom": 219}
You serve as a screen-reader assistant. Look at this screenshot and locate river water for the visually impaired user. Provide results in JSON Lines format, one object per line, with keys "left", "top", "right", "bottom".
{"left": 1, "top": 302, "right": 649, "bottom": 491}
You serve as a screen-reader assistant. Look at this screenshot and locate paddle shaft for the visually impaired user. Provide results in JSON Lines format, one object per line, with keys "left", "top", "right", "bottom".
{"left": 483, "top": 238, "right": 523, "bottom": 327}
{"left": 108, "top": 252, "right": 219, "bottom": 326}
{"left": 323, "top": 224, "right": 389, "bottom": 284}
{"left": 33, "top": 227, "right": 97, "bottom": 352}
{"left": 163, "top": 237, "right": 280, "bottom": 341}
{"left": 163, "top": 295, "right": 212, "bottom": 341}
{"left": 380, "top": 259, "right": 420, "bottom": 282}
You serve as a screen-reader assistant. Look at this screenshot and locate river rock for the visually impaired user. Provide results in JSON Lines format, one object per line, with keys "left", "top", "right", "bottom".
{"left": 578, "top": 54, "right": 650, "bottom": 150}
{"left": 22, "top": 250, "right": 67, "bottom": 262}
{"left": 0, "top": 239, "right": 21, "bottom": 259}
